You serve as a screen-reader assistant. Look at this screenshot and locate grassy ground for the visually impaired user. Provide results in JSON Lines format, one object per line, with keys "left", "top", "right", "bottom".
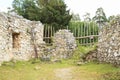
{"left": 0, "top": 60, "right": 120, "bottom": 80}
{"left": 0, "top": 45, "right": 120, "bottom": 80}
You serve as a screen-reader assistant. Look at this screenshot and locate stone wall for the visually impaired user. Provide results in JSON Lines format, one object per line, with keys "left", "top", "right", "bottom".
{"left": 52, "top": 30, "right": 77, "bottom": 59}
{"left": 98, "top": 15, "right": 120, "bottom": 65}
{"left": 0, "top": 12, "right": 44, "bottom": 64}
{"left": 40, "top": 29, "right": 77, "bottom": 60}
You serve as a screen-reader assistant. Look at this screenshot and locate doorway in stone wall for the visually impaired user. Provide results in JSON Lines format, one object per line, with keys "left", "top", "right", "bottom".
{"left": 12, "top": 33, "right": 20, "bottom": 48}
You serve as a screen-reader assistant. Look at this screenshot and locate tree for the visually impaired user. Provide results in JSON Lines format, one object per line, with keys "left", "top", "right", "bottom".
{"left": 38, "top": 0, "right": 72, "bottom": 29}
{"left": 71, "top": 13, "right": 81, "bottom": 21}
{"left": 12, "top": 0, "right": 72, "bottom": 29}
{"left": 93, "top": 7, "right": 107, "bottom": 26}
{"left": 83, "top": 12, "right": 91, "bottom": 22}
{"left": 12, "top": 0, "right": 40, "bottom": 21}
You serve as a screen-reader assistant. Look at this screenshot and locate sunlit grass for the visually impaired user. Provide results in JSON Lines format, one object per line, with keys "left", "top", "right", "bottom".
{"left": 0, "top": 45, "right": 120, "bottom": 80}
{"left": 0, "top": 60, "right": 119, "bottom": 80}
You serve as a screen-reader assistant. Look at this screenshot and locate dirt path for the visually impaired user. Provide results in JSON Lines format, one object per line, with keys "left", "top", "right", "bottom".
{"left": 54, "top": 67, "right": 100, "bottom": 80}
{"left": 54, "top": 68, "right": 73, "bottom": 80}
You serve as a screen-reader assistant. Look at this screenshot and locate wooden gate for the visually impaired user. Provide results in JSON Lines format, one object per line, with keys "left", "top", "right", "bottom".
{"left": 43, "top": 21, "right": 99, "bottom": 46}
{"left": 43, "top": 24, "right": 55, "bottom": 45}
{"left": 69, "top": 21, "right": 99, "bottom": 46}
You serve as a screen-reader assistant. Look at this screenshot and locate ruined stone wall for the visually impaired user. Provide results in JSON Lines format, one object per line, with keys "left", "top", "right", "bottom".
{"left": 52, "top": 30, "right": 77, "bottom": 59}
{"left": 0, "top": 12, "right": 44, "bottom": 64}
{"left": 98, "top": 15, "right": 120, "bottom": 65}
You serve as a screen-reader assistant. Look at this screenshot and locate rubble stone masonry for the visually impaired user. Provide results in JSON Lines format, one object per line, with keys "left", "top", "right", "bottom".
{"left": 98, "top": 15, "right": 120, "bottom": 65}
{"left": 0, "top": 12, "right": 44, "bottom": 64}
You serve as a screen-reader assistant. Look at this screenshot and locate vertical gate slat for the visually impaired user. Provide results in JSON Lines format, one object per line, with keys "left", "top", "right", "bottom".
{"left": 84, "top": 22, "right": 86, "bottom": 45}
{"left": 45, "top": 25, "right": 47, "bottom": 42}
{"left": 93, "top": 22, "right": 95, "bottom": 44}
{"left": 80, "top": 23, "right": 83, "bottom": 45}
{"left": 89, "top": 22, "right": 91, "bottom": 46}
{"left": 86, "top": 22, "right": 88, "bottom": 46}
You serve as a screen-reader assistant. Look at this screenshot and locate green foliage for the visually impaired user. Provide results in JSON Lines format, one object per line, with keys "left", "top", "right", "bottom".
{"left": 71, "top": 13, "right": 81, "bottom": 21}
{"left": 39, "top": 0, "right": 72, "bottom": 29}
{"left": 93, "top": 7, "right": 108, "bottom": 23}
{"left": 83, "top": 12, "right": 91, "bottom": 22}
{"left": 2, "top": 61, "right": 15, "bottom": 67}
{"left": 28, "top": 58, "right": 41, "bottom": 64}
{"left": 12, "top": 0, "right": 72, "bottom": 29}
{"left": 72, "top": 44, "right": 96, "bottom": 60}
{"left": 12, "top": 0, "right": 40, "bottom": 21}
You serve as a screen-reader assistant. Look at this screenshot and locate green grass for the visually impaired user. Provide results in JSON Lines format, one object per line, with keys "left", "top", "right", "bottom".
{"left": 0, "top": 45, "right": 120, "bottom": 80}
{"left": 72, "top": 45, "right": 96, "bottom": 60}
{"left": 0, "top": 60, "right": 73, "bottom": 80}
{"left": 0, "top": 60, "right": 120, "bottom": 80}
{"left": 73, "top": 62, "right": 120, "bottom": 80}
{"left": 75, "top": 62, "right": 120, "bottom": 73}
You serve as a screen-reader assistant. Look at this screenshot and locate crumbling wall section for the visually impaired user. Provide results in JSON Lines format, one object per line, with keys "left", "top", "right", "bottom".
{"left": 52, "top": 30, "right": 77, "bottom": 58}
{"left": 0, "top": 13, "right": 12, "bottom": 63}
{"left": 98, "top": 15, "right": 120, "bottom": 65}
{"left": 0, "top": 12, "right": 44, "bottom": 64}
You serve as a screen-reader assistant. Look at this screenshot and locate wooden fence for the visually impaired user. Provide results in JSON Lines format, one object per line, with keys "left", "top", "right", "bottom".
{"left": 43, "top": 21, "right": 99, "bottom": 46}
